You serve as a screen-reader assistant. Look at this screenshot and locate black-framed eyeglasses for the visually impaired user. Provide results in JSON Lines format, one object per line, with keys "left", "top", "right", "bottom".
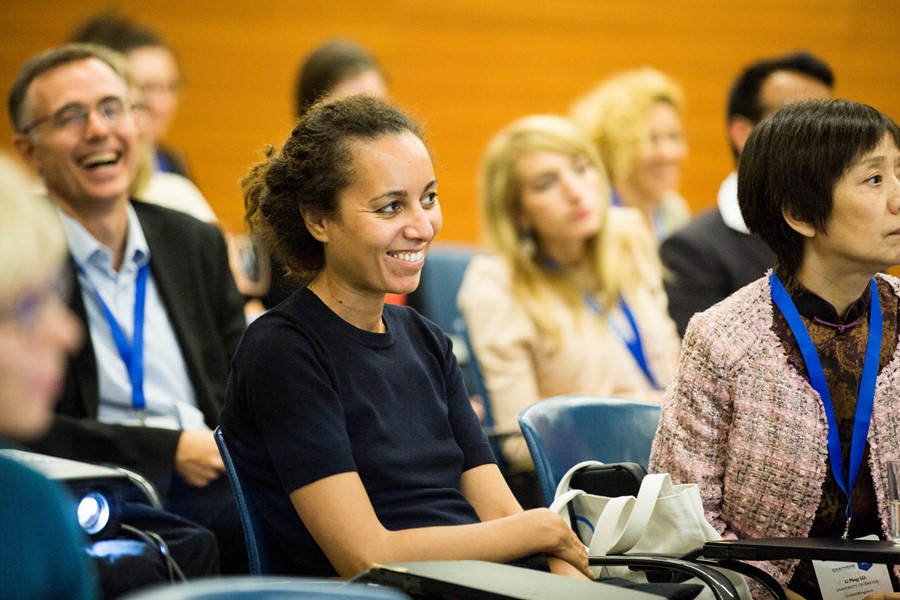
{"left": 20, "top": 97, "right": 131, "bottom": 135}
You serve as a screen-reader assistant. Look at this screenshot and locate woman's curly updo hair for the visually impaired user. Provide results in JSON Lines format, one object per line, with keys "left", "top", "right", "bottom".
{"left": 242, "top": 95, "right": 422, "bottom": 282}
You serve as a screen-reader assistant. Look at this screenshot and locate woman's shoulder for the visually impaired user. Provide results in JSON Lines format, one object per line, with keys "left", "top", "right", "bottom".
{"left": 237, "top": 290, "right": 321, "bottom": 352}
{"left": 387, "top": 302, "right": 442, "bottom": 332}
{"left": 385, "top": 303, "right": 454, "bottom": 358}
{"left": 682, "top": 275, "right": 773, "bottom": 356}
{"left": 877, "top": 272, "right": 900, "bottom": 296}
{"left": 458, "top": 254, "right": 514, "bottom": 301}
{"left": 462, "top": 253, "right": 511, "bottom": 281}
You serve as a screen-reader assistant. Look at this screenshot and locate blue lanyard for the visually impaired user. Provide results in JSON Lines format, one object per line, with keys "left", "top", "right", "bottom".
{"left": 769, "top": 272, "right": 881, "bottom": 538}
{"left": 585, "top": 295, "right": 661, "bottom": 390}
{"left": 610, "top": 188, "right": 624, "bottom": 207}
{"left": 78, "top": 262, "right": 150, "bottom": 415}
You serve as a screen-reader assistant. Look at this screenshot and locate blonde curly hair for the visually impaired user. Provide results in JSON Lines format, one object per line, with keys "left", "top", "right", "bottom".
{"left": 571, "top": 68, "right": 684, "bottom": 185}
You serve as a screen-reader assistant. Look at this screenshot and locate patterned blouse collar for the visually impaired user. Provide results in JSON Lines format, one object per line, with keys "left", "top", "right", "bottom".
{"left": 773, "top": 263, "right": 871, "bottom": 327}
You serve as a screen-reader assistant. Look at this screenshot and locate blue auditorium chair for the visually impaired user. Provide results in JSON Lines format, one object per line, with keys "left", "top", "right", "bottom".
{"left": 214, "top": 427, "right": 290, "bottom": 575}
{"left": 517, "top": 395, "right": 661, "bottom": 506}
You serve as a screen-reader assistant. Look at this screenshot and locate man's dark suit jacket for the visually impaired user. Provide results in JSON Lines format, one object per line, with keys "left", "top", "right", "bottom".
{"left": 30, "top": 200, "right": 246, "bottom": 483}
{"left": 660, "top": 208, "right": 775, "bottom": 338}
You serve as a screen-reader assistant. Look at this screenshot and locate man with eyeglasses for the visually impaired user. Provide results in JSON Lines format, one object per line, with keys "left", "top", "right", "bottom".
{"left": 8, "top": 44, "right": 248, "bottom": 575}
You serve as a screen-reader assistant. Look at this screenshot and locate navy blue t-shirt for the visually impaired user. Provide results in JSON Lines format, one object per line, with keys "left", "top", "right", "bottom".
{"left": 220, "top": 288, "right": 495, "bottom": 575}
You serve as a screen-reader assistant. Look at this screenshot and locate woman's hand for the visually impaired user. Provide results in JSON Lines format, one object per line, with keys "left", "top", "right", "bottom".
{"left": 174, "top": 430, "right": 225, "bottom": 487}
{"left": 548, "top": 556, "right": 594, "bottom": 580}
{"left": 524, "top": 508, "right": 593, "bottom": 578}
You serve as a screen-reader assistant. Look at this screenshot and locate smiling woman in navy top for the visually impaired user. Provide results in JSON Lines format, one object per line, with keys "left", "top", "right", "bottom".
{"left": 220, "top": 95, "right": 592, "bottom": 580}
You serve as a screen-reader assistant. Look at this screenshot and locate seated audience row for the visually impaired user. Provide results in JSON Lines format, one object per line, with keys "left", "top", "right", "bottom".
{"left": 457, "top": 52, "right": 836, "bottom": 501}
{"left": 7, "top": 32, "right": 900, "bottom": 600}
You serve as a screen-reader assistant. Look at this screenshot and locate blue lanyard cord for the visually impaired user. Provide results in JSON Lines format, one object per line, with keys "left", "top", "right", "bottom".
{"left": 610, "top": 188, "right": 625, "bottom": 207}
{"left": 585, "top": 294, "right": 661, "bottom": 390}
{"left": 769, "top": 272, "right": 881, "bottom": 534}
{"left": 77, "top": 263, "right": 150, "bottom": 412}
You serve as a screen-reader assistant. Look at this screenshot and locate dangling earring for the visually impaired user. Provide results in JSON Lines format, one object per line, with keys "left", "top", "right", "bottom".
{"left": 519, "top": 227, "right": 536, "bottom": 259}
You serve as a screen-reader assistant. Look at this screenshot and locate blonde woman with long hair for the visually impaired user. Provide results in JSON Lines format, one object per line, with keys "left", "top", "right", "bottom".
{"left": 458, "top": 115, "right": 680, "bottom": 486}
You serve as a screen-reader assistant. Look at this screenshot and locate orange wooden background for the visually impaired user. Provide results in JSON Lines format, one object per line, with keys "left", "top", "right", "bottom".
{"left": 2, "top": 0, "right": 899, "bottom": 243}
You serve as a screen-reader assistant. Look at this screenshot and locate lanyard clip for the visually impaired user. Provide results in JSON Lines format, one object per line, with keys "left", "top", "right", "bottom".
{"left": 842, "top": 516, "right": 852, "bottom": 540}
{"left": 132, "top": 409, "right": 146, "bottom": 426}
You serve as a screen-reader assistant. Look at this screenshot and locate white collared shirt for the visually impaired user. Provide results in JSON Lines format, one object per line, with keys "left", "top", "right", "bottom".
{"left": 717, "top": 171, "right": 751, "bottom": 234}
{"left": 58, "top": 204, "right": 206, "bottom": 431}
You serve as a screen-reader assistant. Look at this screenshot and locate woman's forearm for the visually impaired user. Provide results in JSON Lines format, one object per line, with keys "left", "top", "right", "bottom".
{"left": 357, "top": 509, "right": 589, "bottom": 578}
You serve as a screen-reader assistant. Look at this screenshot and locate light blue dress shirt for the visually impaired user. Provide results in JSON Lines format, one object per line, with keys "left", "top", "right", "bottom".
{"left": 58, "top": 205, "right": 206, "bottom": 431}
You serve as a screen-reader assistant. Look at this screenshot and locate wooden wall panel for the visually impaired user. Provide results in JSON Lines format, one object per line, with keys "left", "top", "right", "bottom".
{"left": 2, "top": 0, "right": 899, "bottom": 244}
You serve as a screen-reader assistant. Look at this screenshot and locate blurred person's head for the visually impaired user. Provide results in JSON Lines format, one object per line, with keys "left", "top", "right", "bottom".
{"left": 480, "top": 114, "right": 660, "bottom": 336}
{"left": 571, "top": 68, "right": 687, "bottom": 208}
{"left": 481, "top": 115, "right": 610, "bottom": 270}
{"left": 739, "top": 99, "right": 900, "bottom": 275}
{"left": 68, "top": 12, "right": 181, "bottom": 144}
{"left": 243, "top": 95, "right": 431, "bottom": 290}
{"left": 294, "top": 39, "right": 387, "bottom": 118}
{"left": 726, "top": 51, "right": 833, "bottom": 161}
{"left": 9, "top": 44, "right": 139, "bottom": 215}
{"left": 0, "top": 154, "right": 82, "bottom": 442}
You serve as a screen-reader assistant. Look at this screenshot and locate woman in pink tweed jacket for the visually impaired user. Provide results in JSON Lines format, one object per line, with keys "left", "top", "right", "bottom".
{"left": 650, "top": 99, "right": 900, "bottom": 599}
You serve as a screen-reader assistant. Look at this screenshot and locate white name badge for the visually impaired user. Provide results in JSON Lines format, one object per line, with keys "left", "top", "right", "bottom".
{"left": 812, "top": 536, "right": 895, "bottom": 599}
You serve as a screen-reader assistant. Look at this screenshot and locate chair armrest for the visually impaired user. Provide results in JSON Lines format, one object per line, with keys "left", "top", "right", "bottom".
{"left": 694, "top": 558, "right": 786, "bottom": 600}
{"left": 589, "top": 554, "right": 739, "bottom": 600}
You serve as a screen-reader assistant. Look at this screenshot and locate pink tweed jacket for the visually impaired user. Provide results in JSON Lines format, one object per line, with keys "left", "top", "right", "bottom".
{"left": 650, "top": 272, "right": 900, "bottom": 586}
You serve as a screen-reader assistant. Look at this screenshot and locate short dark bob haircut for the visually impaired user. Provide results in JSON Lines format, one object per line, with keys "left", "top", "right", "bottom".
{"left": 739, "top": 99, "right": 900, "bottom": 274}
